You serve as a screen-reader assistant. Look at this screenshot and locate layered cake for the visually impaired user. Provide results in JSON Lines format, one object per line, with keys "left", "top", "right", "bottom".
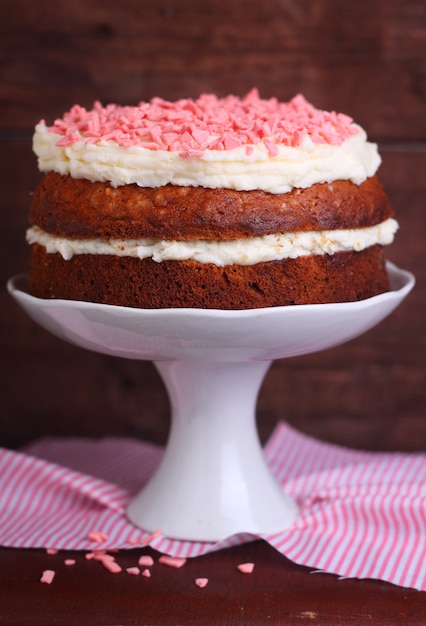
{"left": 27, "top": 90, "right": 398, "bottom": 309}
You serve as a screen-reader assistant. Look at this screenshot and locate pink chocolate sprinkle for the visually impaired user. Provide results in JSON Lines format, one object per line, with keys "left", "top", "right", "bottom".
{"left": 102, "top": 560, "right": 122, "bottom": 574}
{"left": 237, "top": 562, "right": 255, "bottom": 574}
{"left": 195, "top": 577, "right": 209, "bottom": 588}
{"left": 40, "top": 569, "right": 55, "bottom": 584}
{"left": 138, "top": 555, "right": 154, "bottom": 567}
{"left": 98, "top": 555, "right": 122, "bottom": 574}
{"left": 158, "top": 555, "right": 187, "bottom": 569}
{"left": 87, "top": 530, "right": 109, "bottom": 543}
{"left": 85, "top": 550, "right": 122, "bottom": 573}
{"left": 46, "top": 548, "right": 58, "bottom": 555}
{"left": 45, "top": 90, "right": 359, "bottom": 155}
{"left": 126, "top": 567, "right": 141, "bottom": 576}
{"left": 142, "top": 568, "right": 151, "bottom": 578}
{"left": 85, "top": 550, "right": 109, "bottom": 560}
{"left": 64, "top": 559, "right": 76, "bottom": 566}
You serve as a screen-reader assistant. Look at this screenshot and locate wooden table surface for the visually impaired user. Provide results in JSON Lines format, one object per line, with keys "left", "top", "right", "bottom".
{"left": 1, "top": 542, "right": 425, "bottom": 626}
{"left": 1, "top": 0, "right": 425, "bottom": 623}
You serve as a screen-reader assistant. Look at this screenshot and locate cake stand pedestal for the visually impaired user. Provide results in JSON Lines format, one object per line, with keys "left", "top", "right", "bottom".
{"left": 8, "top": 262, "right": 414, "bottom": 541}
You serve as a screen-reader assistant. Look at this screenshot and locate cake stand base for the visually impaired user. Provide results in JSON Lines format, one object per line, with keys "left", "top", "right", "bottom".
{"left": 127, "top": 359, "right": 298, "bottom": 541}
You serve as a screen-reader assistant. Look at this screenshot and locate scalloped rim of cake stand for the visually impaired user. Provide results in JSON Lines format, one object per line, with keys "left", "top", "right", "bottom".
{"left": 7, "top": 262, "right": 415, "bottom": 364}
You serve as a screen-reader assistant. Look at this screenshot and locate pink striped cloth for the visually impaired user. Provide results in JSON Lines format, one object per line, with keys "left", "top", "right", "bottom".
{"left": 0, "top": 422, "right": 425, "bottom": 591}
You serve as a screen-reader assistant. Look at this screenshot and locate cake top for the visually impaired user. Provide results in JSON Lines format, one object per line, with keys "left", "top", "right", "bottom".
{"left": 33, "top": 91, "right": 381, "bottom": 194}
{"left": 42, "top": 90, "right": 359, "bottom": 157}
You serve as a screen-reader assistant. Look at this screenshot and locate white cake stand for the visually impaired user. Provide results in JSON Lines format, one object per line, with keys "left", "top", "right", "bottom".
{"left": 8, "top": 262, "right": 414, "bottom": 541}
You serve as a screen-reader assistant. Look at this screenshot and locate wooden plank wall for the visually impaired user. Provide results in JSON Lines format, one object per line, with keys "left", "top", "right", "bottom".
{"left": 1, "top": 0, "right": 425, "bottom": 450}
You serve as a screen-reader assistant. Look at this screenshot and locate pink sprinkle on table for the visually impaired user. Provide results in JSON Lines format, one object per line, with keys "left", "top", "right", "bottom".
{"left": 126, "top": 567, "right": 140, "bottom": 576}
{"left": 138, "top": 555, "right": 154, "bottom": 567}
{"left": 158, "top": 555, "right": 187, "bottom": 569}
{"left": 96, "top": 553, "right": 115, "bottom": 563}
{"left": 99, "top": 557, "right": 122, "bottom": 574}
{"left": 238, "top": 562, "right": 255, "bottom": 574}
{"left": 40, "top": 569, "right": 55, "bottom": 584}
{"left": 195, "top": 578, "right": 209, "bottom": 588}
{"left": 85, "top": 550, "right": 108, "bottom": 560}
{"left": 86, "top": 550, "right": 122, "bottom": 573}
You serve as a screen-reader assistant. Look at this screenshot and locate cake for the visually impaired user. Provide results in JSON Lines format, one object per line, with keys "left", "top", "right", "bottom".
{"left": 27, "top": 90, "right": 398, "bottom": 309}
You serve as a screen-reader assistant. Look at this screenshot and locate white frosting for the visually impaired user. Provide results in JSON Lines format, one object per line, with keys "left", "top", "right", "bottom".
{"left": 33, "top": 123, "right": 381, "bottom": 194}
{"left": 27, "top": 218, "right": 398, "bottom": 266}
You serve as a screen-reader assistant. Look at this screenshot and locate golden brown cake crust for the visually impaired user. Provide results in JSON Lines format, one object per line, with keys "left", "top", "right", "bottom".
{"left": 30, "top": 243, "right": 390, "bottom": 309}
{"left": 30, "top": 173, "right": 393, "bottom": 240}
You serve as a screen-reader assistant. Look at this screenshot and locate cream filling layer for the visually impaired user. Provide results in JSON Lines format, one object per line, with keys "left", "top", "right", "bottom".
{"left": 33, "top": 124, "right": 381, "bottom": 194}
{"left": 27, "top": 218, "right": 398, "bottom": 267}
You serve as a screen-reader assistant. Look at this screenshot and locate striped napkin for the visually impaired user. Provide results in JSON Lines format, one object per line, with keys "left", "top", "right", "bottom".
{"left": 0, "top": 422, "right": 424, "bottom": 591}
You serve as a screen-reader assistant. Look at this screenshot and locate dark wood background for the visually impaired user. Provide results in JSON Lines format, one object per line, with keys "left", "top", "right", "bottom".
{"left": 1, "top": 2, "right": 425, "bottom": 624}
